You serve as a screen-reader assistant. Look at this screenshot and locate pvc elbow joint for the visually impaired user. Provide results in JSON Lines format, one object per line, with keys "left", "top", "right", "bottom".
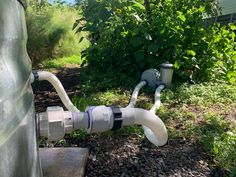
{"left": 32, "top": 71, "right": 80, "bottom": 112}
{"left": 121, "top": 108, "right": 168, "bottom": 146}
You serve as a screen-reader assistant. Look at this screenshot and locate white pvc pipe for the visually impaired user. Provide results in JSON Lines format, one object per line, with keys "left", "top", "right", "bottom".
{"left": 142, "top": 84, "right": 165, "bottom": 146}
{"left": 72, "top": 112, "right": 89, "bottom": 129}
{"left": 127, "top": 81, "right": 147, "bottom": 108}
{"left": 150, "top": 84, "right": 165, "bottom": 113}
{"left": 37, "top": 71, "right": 80, "bottom": 112}
{"left": 121, "top": 108, "right": 168, "bottom": 146}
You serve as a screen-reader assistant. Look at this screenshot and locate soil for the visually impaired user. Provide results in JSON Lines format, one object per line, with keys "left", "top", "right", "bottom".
{"left": 33, "top": 66, "right": 225, "bottom": 177}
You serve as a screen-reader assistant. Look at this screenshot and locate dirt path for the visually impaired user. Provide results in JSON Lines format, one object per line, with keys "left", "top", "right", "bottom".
{"left": 33, "top": 66, "right": 222, "bottom": 177}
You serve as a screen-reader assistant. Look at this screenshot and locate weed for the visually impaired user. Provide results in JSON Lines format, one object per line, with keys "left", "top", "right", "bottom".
{"left": 70, "top": 129, "right": 88, "bottom": 140}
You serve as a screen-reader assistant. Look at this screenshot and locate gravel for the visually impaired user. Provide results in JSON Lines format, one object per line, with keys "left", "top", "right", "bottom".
{"left": 68, "top": 135, "right": 214, "bottom": 177}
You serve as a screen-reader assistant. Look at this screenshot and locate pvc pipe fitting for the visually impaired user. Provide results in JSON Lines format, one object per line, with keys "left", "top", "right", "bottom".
{"left": 121, "top": 108, "right": 168, "bottom": 146}
{"left": 86, "top": 106, "right": 114, "bottom": 133}
{"left": 37, "top": 107, "right": 88, "bottom": 141}
{"left": 37, "top": 106, "right": 73, "bottom": 141}
{"left": 37, "top": 106, "right": 168, "bottom": 146}
{"left": 127, "top": 81, "right": 147, "bottom": 108}
{"left": 33, "top": 71, "right": 80, "bottom": 112}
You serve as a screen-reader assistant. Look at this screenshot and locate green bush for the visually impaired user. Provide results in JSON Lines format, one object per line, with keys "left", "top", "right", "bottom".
{"left": 76, "top": 0, "right": 236, "bottom": 84}
{"left": 26, "top": 1, "right": 89, "bottom": 64}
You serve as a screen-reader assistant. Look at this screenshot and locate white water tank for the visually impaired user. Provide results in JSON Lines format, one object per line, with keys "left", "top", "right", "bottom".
{"left": 0, "top": 0, "right": 42, "bottom": 176}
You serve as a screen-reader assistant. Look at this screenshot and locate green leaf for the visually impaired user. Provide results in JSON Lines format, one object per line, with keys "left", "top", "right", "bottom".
{"left": 160, "top": 29, "right": 165, "bottom": 34}
{"left": 132, "top": 1, "right": 145, "bottom": 10}
{"left": 145, "top": 33, "right": 152, "bottom": 40}
{"left": 187, "top": 50, "right": 196, "bottom": 56}
{"left": 174, "top": 61, "right": 181, "bottom": 69}
{"left": 147, "top": 44, "right": 159, "bottom": 53}
{"left": 177, "top": 11, "right": 186, "bottom": 22}
{"left": 213, "top": 145, "right": 219, "bottom": 154}
{"left": 134, "top": 51, "right": 145, "bottom": 62}
{"left": 227, "top": 72, "right": 236, "bottom": 84}
{"left": 229, "top": 24, "right": 236, "bottom": 31}
{"left": 132, "top": 14, "right": 143, "bottom": 22}
{"left": 130, "top": 37, "right": 143, "bottom": 48}
{"left": 198, "top": 6, "right": 205, "bottom": 13}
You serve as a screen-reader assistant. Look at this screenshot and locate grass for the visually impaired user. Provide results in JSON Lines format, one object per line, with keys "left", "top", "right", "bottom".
{"left": 157, "top": 82, "right": 236, "bottom": 176}
{"left": 42, "top": 55, "right": 84, "bottom": 68}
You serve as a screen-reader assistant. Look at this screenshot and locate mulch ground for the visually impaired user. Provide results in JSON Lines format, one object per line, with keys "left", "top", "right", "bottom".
{"left": 33, "top": 66, "right": 224, "bottom": 177}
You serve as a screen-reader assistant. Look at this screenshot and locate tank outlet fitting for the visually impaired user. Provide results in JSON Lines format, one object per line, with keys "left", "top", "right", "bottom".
{"left": 37, "top": 106, "right": 73, "bottom": 141}
{"left": 37, "top": 106, "right": 123, "bottom": 141}
{"left": 141, "top": 69, "right": 160, "bottom": 89}
{"left": 160, "top": 62, "right": 173, "bottom": 88}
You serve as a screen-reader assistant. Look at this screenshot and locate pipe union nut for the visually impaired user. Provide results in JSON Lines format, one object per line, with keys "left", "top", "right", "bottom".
{"left": 47, "top": 107, "right": 65, "bottom": 141}
{"left": 38, "top": 106, "right": 73, "bottom": 141}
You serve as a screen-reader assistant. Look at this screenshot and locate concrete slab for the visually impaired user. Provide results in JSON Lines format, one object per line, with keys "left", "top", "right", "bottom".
{"left": 39, "top": 148, "right": 89, "bottom": 177}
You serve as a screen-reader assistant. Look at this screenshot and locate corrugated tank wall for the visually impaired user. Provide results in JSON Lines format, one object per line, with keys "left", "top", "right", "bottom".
{"left": 219, "top": 0, "right": 236, "bottom": 15}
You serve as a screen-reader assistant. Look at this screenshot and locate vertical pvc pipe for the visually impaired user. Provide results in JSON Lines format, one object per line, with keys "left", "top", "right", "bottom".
{"left": 150, "top": 85, "right": 165, "bottom": 113}
{"left": 127, "top": 81, "right": 147, "bottom": 108}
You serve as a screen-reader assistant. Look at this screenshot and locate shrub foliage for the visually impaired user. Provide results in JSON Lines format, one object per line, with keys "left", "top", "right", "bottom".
{"left": 75, "top": 0, "right": 236, "bottom": 84}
